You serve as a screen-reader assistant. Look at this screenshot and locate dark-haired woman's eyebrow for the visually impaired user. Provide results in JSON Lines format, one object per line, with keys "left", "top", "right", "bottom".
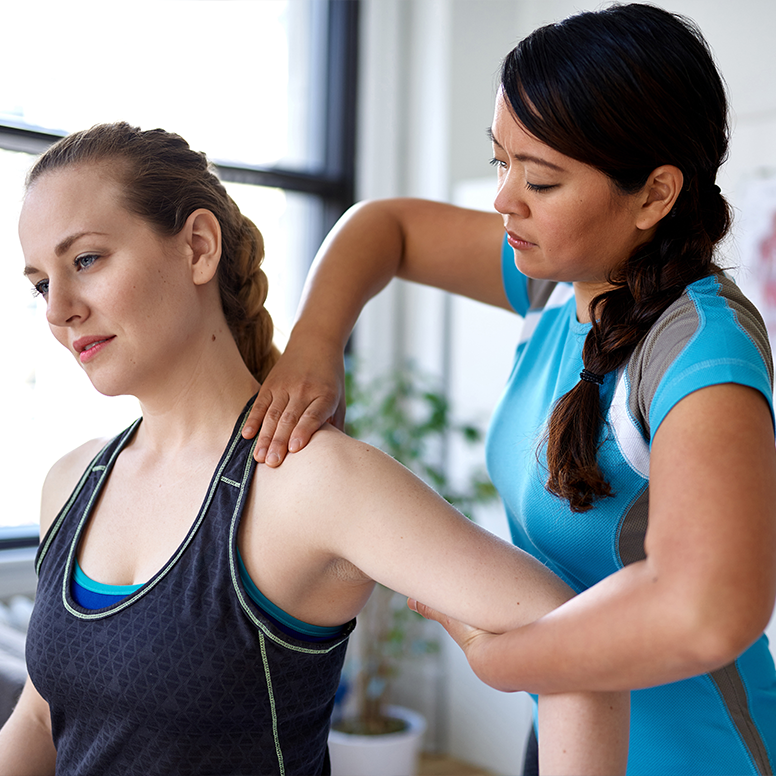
{"left": 487, "top": 127, "right": 566, "bottom": 172}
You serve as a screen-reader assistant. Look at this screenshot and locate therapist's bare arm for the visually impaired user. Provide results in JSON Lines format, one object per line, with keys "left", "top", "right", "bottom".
{"left": 414, "top": 384, "right": 776, "bottom": 695}
{"left": 244, "top": 199, "right": 506, "bottom": 464}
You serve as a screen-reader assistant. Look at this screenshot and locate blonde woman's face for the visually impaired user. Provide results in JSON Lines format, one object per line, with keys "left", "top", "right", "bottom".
{"left": 19, "top": 164, "right": 204, "bottom": 399}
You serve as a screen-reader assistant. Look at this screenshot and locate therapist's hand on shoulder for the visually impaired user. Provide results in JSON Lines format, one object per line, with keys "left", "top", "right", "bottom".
{"left": 242, "top": 340, "right": 346, "bottom": 466}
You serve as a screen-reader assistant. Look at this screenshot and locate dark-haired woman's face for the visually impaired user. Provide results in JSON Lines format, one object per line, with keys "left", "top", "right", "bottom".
{"left": 490, "top": 92, "right": 653, "bottom": 321}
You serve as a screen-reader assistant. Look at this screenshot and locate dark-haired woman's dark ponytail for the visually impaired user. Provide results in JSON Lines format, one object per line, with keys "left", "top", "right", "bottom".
{"left": 545, "top": 179, "right": 731, "bottom": 511}
{"left": 503, "top": 4, "right": 732, "bottom": 511}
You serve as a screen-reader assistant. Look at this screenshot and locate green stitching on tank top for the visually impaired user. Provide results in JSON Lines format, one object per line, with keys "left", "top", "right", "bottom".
{"left": 62, "top": 414, "right": 248, "bottom": 620}
{"left": 228, "top": 443, "right": 352, "bottom": 655}
{"left": 36, "top": 427, "right": 135, "bottom": 575}
{"left": 259, "top": 632, "right": 285, "bottom": 776}
{"left": 220, "top": 476, "right": 241, "bottom": 488}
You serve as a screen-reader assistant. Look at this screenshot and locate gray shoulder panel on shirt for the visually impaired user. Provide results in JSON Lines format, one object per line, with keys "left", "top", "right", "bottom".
{"left": 526, "top": 277, "right": 558, "bottom": 309}
{"left": 625, "top": 276, "right": 771, "bottom": 440}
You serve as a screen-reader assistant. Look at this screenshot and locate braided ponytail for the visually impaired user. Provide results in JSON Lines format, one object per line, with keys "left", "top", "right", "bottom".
{"left": 217, "top": 204, "right": 280, "bottom": 382}
{"left": 26, "top": 122, "right": 280, "bottom": 383}
{"left": 502, "top": 5, "right": 731, "bottom": 511}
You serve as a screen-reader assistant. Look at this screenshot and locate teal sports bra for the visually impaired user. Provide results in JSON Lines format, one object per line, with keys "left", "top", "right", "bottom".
{"left": 72, "top": 551, "right": 344, "bottom": 642}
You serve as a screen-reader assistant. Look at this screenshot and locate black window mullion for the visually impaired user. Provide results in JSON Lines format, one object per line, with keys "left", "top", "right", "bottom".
{"left": 214, "top": 162, "right": 349, "bottom": 200}
{"left": 321, "top": 0, "right": 360, "bottom": 236}
{"left": 0, "top": 124, "right": 65, "bottom": 155}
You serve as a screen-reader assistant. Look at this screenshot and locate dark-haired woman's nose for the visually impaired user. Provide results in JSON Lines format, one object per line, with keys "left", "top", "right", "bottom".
{"left": 494, "top": 175, "right": 530, "bottom": 219}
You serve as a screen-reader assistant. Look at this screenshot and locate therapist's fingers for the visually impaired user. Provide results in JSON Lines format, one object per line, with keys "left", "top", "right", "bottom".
{"left": 408, "top": 598, "right": 482, "bottom": 651}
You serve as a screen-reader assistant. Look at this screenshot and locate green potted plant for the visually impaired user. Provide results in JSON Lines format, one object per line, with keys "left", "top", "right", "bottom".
{"left": 328, "top": 361, "right": 497, "bottom": 775}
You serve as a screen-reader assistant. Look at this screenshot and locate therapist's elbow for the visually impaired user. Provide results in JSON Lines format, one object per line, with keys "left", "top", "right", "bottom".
{"left": 674, "top": 593, "right": 774, "bottom": 674}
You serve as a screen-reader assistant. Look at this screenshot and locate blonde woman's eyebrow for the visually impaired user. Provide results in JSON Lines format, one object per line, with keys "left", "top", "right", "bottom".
{"left": 22, "top": 231, "right": 109, "bottom": 277}
{"left": 54, "top": 231, "right": 108, "bottom": 257}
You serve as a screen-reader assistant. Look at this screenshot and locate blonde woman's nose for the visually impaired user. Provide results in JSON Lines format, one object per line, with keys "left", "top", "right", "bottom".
{"left": 45, "top": 280, "right": 86, "bottom": 328}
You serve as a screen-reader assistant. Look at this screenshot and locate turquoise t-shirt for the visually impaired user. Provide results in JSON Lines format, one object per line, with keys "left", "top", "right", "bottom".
{"left": 487, "top": 237, "right": 776, "bottom": 775}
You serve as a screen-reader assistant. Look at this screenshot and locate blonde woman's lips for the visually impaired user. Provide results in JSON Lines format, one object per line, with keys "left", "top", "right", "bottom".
{"left": 74, "top": 335, "right": 115, "bottom": 363}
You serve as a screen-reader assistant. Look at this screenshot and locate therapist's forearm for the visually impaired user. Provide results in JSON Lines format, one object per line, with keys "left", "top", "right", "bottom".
{"left": 467, "top": 559, "right": 751, "bottom": 694}
{"left": 290, "top": 200, "right": 406, "bottom": 352}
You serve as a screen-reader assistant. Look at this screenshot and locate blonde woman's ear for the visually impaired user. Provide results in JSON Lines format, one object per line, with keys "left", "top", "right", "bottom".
{"left": 186, "top": 208, "right": 222, "bottom": 285}
{"left": 636, "top": 165, "right": 684, "bottom": 231}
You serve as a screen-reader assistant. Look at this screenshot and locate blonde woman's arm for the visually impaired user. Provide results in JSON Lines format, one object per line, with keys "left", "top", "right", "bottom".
{"left": 0, "top": 438, "right": 107, "bottom": 770}
{"left": 0, "top": 678, "right": 56, "bottom": 774}
{"left": 251, "top": 425, "right": 629, "bottom": 775}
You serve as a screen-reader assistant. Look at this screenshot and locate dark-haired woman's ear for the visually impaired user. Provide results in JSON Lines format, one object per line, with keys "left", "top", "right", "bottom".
{"left": 184, "top": 208, "right": 222, "bottom": 286}
{"left": 636, "top": 165, "right": 684, "bottom": 231}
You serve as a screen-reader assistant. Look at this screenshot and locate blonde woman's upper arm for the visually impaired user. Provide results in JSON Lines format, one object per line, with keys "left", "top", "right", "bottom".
{"left": 294, "top": 428, "right": 573, "bottom": 633}
{"left": 0, "top": 677, "right": 56, "bottom": 774}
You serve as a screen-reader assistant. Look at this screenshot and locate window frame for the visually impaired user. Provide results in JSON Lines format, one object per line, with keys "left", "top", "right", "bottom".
{"left": 0, "top": 0, "right": 359, "bottom": 551}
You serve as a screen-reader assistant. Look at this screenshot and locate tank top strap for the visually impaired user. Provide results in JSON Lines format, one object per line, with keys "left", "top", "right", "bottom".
{"left": 35, "top": 419, "right": 142, "bottom": 576}
{"left": 34, "top": 396, "right": 260, "bottom": 615}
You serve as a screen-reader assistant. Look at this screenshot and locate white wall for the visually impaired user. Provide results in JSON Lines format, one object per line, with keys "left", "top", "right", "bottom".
{"left": 355, "top": 1, "right": 776, "bottom": 773}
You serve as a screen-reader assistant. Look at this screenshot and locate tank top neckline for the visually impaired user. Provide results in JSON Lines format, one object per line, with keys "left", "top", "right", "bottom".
{"left": 61, "top": 398, "right": 257, "bottom": 620}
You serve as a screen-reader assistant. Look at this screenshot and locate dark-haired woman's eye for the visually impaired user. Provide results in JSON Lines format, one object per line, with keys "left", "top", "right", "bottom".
{"left": 489, "top": 157, "right": 507, "bottom": 170}
{"left": 525, "top": 181, "right": 557, "bottom": 193}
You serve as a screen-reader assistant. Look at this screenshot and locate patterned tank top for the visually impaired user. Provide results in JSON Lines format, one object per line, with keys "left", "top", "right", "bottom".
{"left": 26, "top": 401, "right": 355, "bottom": 775}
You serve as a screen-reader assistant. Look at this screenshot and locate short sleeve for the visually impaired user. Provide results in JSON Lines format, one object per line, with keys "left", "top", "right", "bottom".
{"left": 501, "top": 234, "right": 530, "bottom": 316}
{"left": 629, "top": 275, "right": 775, "bottom": 440}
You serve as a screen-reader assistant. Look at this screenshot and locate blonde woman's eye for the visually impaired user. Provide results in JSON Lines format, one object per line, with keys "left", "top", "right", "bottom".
{"left": 31, "top": 279, "right": 49, "bottom": 298}
{"left": 74, "top": 254, "right": 99, "bottom": 271}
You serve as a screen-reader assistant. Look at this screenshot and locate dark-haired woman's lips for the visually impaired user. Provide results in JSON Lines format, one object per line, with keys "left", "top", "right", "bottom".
{"left": 506, "top": 231, "right": 537, "bottom": 250}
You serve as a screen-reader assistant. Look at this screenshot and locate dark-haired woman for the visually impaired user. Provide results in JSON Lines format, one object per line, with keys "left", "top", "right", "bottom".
{"left": 0, "top": 122, "right": 630, "bottom": 775}
{"left": 245, "top": 4, "right": 776, "bottom": 774}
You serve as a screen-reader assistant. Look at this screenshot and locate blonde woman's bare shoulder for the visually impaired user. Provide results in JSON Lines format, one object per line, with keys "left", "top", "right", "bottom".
{"left": 257, "top": 422, "right": 419, "bottom": 519}
{"left": 39, "top": 437, "right": 111, "bottom": 535}
{"left": 283, "top": 423, "right": 393, "bottom": 470}
{"left": 254, "top": 422, "right": 396, "bottom": 496}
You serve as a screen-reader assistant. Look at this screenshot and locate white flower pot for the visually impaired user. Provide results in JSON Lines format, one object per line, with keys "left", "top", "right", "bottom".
{"left": 328, "top": 705, "right": 427, "bottom": 776}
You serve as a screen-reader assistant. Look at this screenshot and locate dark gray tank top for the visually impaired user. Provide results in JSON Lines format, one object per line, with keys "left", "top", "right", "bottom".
{"left": 27, "top": 401, "right": 354, "bottom": 775}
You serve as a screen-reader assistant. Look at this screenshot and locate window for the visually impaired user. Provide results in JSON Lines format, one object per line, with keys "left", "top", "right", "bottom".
{"left": 0, "top": 0, "right": 358, "bottom": 542}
